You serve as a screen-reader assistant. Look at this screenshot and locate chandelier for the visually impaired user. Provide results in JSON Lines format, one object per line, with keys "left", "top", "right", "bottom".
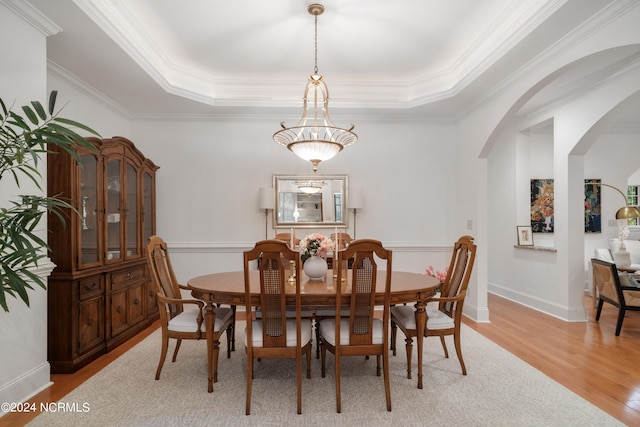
{"left": 273, "top": 3, "right": 357, "bottom": 172}
{"left": 294, "top": 179, "right": 326, "bottom": 194}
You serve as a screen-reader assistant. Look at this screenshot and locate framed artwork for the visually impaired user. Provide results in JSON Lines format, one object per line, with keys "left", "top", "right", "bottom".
{"left": 584, "top": 179, "right": 601, "bottom": 233}
{"left": 531, "top": 179, "right": 554, "bottom": 232}
{"left": 517, "top": 225, "right": 534, "bottom": 246}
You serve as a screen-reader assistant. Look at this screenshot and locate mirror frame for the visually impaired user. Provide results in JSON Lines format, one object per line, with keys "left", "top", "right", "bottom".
{"left": 273, "top": 174, "right": 348, "bottom": 229}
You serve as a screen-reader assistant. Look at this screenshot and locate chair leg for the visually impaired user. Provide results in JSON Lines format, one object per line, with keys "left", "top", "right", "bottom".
{"left": 226, "top": 324, "right": 233, "bottom": 358}
{"left": 230, "top": 305, "right": 237, "bottom": 352}
{"left": 383, "top": 350, "right": 391, "bottom": 412}
{"left": 212, "top": 339, "right": 220, "bottom": 383}
{"left": 172, "top": 338, "right": 182, "bottom": 362}
{"left": 376, "top": 354, "right": 381, "bottom": 377}
{"left": 297, "top": 351, "right": 303, "bottom": 414}
{"left": 335, "top": 353, "right": 341, "bottom": 413}
{"left": 595, "top": 298, "right": 604, "bottom": 321}
{"left": 390, "top": 320, "right": 397, "bottom": 356}
{"left": 321, "top": 342, "right": 327, "bottom": 378}
{"left": 615, "top": 307, "right": 626, "bottom": 336}
{"left": 246, "top": 354, "right": 253, "bottom": 415}
{"left": 404, "top": 336, "right": 413, "bottom": 380}
{"left": 315, "top": 323, "right": 321, "bottom": 359}
{"left": 155, "top": 331, "right": 170, "bottom": 380}
{"left": 306, "top": 345, "right": 312, "bottom": 379}
{"left": 440, "top": 336, "right": 449, "bottom": 358}
{"left": 453, "top": 330, "right": 467, "bottom": 375}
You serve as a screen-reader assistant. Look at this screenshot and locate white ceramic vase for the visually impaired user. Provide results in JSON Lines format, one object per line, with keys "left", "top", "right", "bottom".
{"left": 303, "top": 256, "right": 328, "bottom": 280}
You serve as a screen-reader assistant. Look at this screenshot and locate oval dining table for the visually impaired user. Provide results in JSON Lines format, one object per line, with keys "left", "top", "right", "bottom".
{"left": 187, "top": 270, "right": 439, "bottom": 392}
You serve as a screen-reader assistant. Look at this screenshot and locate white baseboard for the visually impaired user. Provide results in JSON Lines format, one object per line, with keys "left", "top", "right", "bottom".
{"left": 488, "top": 284, "right": 587, "bottom": 322}
{"left": 0, "top": 362, "right": 52, "bottom": 417}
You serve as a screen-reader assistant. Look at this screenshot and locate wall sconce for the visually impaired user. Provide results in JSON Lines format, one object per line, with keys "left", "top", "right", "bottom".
{"left": 349, "top": 187, "right": 363, "bottom": 239}
{"left": 259, "top": 187, "right": 275, "bottom": 239}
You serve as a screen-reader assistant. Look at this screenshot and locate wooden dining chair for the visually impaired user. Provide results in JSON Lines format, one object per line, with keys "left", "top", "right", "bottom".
{"left": 592, "top": 258, "right": 640, "bottom": 336}
{"left": 145, "top": 235, "right": 235, "bottom": 391}
{"left": 256, "top": 233, "right": 313, "bottom": 321}
{"left": 314, "top": 232, "right": 354, "bottom": 358}
{"left": 390, "top": 235, "right": 476, "bottom": 378}
{"left": 243, "top": 240, "right": 312, "bottom": 415}
{"left": 318, "top": 239, "right": 392, "bottom": 413}
{"left": 274, "top": 233, "right": 301, "bottom": 249}
{"left": 330, "top": 232, "right": 353, "bottom": 250}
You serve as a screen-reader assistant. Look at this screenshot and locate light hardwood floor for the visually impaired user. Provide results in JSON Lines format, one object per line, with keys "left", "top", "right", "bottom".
{"left": 463, "top": 294, "right": 640, "bottom": 425}
{"left": 2, "top": 293, "right": 639, "bottom": 426}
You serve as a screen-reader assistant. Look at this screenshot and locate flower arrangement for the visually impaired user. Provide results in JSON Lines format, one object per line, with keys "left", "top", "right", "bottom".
{"left": 426, "top": 265, "right": 448, "bottom": 281}
{"left": 298, "top": 233, "right": 334, "bottom": 262}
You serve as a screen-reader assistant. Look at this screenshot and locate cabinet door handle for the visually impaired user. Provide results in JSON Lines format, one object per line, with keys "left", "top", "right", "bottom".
{"left": 133, "top": 298, "right": 140, "bottom": 305}
{"left": 116, "top": 306, "right": 123, "bottom": 313}
{"left": 127, "top": 272, "right": 132, "bottom": 280}
{"left": 87, "top": 318, "right": 94, "bottom": 326}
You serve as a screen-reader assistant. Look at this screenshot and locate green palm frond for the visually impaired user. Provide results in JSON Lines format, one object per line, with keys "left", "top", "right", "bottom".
{"left": 0, "top": 91, "right": 99, "bottom": 312}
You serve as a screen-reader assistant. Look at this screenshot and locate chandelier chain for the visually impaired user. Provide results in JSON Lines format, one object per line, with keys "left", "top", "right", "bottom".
{"left": 314, "top": 12, "right": 318, "bottom": 75}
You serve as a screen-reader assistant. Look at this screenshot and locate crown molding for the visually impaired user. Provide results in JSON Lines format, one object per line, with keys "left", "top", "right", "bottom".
{"left": 1, "top": 0, "right": 61, "bottom": 36}
{"left": 71, "top": 0, "right": 566, "bottom": 109}
{"left": 49, "top": 59, "right": 454, "bottom": 121}
{"left": 47, "top": 60, "right": 132, "bottom": 118}
{"left": 455, "top": 0, "right": 640, "bottom": 120}
{"left": 438, "top": 0, "right": 568, "bottom": 100}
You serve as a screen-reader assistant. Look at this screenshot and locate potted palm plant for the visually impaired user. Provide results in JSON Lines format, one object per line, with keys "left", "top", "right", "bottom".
{"left": 0, "top": 90, "right": 98, "bottom": 312}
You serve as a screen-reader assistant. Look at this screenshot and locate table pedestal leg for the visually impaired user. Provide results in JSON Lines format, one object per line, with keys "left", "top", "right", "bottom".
{"left": 205, "top": 302, "right": 215, "bottom": 393}
{"left": 414, "top": 301, "right": 427, "bottom": 389}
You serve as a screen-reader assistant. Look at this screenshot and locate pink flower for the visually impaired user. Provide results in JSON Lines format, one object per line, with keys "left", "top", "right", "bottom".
{"left": 426, "top": 265, "right": 448, "bottom": 281}
{"left": 426, "top": 265, "right": 434, "bottom": 276}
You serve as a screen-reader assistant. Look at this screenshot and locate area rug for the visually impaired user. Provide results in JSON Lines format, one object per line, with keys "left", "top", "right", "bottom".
{"left": 28, "top": 322, "right": 622, "bottom": 426}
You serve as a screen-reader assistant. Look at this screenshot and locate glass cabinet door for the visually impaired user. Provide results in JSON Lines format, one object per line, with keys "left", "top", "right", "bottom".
{"left": 125, "top": 162, "right": 138, "bottom": 258}
{"left": 79, "top": 154, "right": 100, "bottom": 267}
{"left": 142, "top": 171, "right": 153, "bottom": 244}
{"left": 105, "top": 159, "right": 122, "bottom": 261}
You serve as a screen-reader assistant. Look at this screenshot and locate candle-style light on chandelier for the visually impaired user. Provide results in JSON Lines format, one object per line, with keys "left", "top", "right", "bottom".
{"left": 273, "top": 3, "right": 357, "bottom": 172}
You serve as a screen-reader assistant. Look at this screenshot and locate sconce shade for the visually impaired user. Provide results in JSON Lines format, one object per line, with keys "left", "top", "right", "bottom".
{"left": 259, "top": 187, "right": 275, "bottom": 210}
{"left": 349, "top": 187, "right": 363, "bottom": 210}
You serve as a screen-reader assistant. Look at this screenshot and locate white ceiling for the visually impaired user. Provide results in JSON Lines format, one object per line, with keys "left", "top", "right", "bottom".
{"left": 22, "top": 0, "right": 638, "bottom": 120}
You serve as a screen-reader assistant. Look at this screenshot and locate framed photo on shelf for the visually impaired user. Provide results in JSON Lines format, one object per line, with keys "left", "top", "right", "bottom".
{"left": 517, "top": 225, "right": 534, "bottom": 246}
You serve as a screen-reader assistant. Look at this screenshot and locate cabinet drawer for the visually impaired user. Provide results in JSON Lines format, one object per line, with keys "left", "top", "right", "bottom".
{"left": 111, "top": 267, "right": 145, "bottom": 289}
{"left": 78, "top": 276, "right": 104, "bottom": 299}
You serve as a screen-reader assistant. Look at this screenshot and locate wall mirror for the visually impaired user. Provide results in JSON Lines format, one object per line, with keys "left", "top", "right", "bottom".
{"left": 273, "top": 174, "right": 348, "bottom": 228}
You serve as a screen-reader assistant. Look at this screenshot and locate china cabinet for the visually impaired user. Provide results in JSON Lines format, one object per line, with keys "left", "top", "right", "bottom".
{"left": 47, "top": 136, "right": 159, "bottom": 373}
